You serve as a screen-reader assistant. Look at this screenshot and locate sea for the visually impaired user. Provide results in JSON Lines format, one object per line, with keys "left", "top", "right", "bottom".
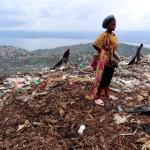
{"left": 0, "top": 37, "right": 93, "bottom": 51}
{"left": 0, "top": 37, "right": 150, "bottom": 51}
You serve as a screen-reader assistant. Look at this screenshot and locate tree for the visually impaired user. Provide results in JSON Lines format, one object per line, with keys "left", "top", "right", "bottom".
{"left": 128, "top": 43, "right": 143, "bottom": 65}
{"left": 52, "top": 49, "right": 70, "bottom": 69}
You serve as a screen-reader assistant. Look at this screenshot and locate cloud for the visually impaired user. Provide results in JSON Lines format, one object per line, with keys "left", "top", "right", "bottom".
{"left": 0, "top": 0, "right": 149, "bottom": 31}
{"left": 0, "top": 17, "right": 26, "bottom": 28}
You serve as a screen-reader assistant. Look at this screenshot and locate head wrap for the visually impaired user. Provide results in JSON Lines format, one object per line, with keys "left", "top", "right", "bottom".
{"left": 102, "top": 15, "right": 116, "bottom": 29}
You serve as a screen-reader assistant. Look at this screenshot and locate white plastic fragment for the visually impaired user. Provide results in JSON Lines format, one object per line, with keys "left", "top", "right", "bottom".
{"left": 62, "top": 75, "right": 67, "bottom": 80}
{"left": 118, "top": 105, "right": 123, "bottom": 112}
{"left": 125, "top": 97, "right": 133, "bottom": 100}
{"left": 17, "top": 120, "right": 31, "bottom": 131}
{"left": 60, "top": 66, "right": 66, "bottom": 71}
{"left": 109, "top": 87, "right": 121, "bottom": 93}
{"left": 142, "top": 140, "right": 150, "bottom": 150}
{"left": 78, "top": 124, "right": 85, "bottom": 135}
{"left": 114, "top": 114, "right": 128, "bottom": 124}
{"left": 50, "top": 70, "right": 55, "bottom": 73}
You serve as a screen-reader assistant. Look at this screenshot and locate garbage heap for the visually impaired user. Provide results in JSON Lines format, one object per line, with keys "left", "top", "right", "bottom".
{"left": 0, "top": 56, "right": 150, "bottom": 150}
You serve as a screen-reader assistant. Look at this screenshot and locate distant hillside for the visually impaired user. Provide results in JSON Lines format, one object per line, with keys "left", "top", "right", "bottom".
{"left": 0, "top": 45, "right": 29, "bottom": 59}
{"left": 0, "top": 43, "right": 149, "bottom": 75}
{"left": 32, "top": 43, "right": 150, "bottom": 57}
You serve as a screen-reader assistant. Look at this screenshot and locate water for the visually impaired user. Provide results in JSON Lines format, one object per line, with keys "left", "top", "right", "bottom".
{"left": 0, "top": 37, "right": 93, "bottom": 51}
{"left": 123, "top": 42, "right": 150, "bottom": 48}
{"left": 0, "top": 37, "right": 150, "bottom": 51}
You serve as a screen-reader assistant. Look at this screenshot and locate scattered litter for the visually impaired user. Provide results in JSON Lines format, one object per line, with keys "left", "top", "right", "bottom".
{"left": 15, "top": 88, "right": 24, "bottom": 94}
{"left": 128, "top": 106, "right": 150, "bottom": 115}
{"left": 32, "top": 122, "right": 42, "bottom": 126}
{"left": 141, "top": 124, "right": 150, "bottom": 135}
{"left": 17, "top": 120, "right": 31, "bottom": 131}
{"left": 125, "top": 97, "right": 133, "bottom": 101}
{"left": 142, "top": 140, "right": 150, "bottom": 150}
{"left": 109, "top": 87, "right": 121, "bottom": 92}
{"left": 60, "top": 66, "right": 66, "bottom": 71}
{"left": 32, "top": 79, "right": 40, "bottom": 85}
{"left": 17, "top": 92, "right": 35, "bottom": 102}
{"left": 62, "top": 75, "right": 67, "bottom": 80}
{"left": 114, "top": 114, "right": 130, "bottom": 124}
{"left": 0, "top": 56, "right": 149, "bottom": 149}
{"left": 136, "top": 136, "right": 150, "bottom": 144}
{"left": 78, "top": 64, "right": 85, "bottom": 70}
{"left": 120, "top": 120, "right": 140, "bottom": 136}
{"left": 137, "top": 94, "right": 145, "bottom": 101}
{"left": 108, "top": 95, "right": 118, "bottom": 101}
{"left": 77, "top": 124, "right": 86, "bottom": 135}
{"left": 117, "top": 105, "right": 123, "bottom": 112}
{"left": 50, "top": 69, "right": 55, "bottom": 73}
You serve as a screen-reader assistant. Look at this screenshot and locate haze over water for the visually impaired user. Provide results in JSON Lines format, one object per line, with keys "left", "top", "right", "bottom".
{"left": 0, "top": 31, "right": 150, "bottom": 51}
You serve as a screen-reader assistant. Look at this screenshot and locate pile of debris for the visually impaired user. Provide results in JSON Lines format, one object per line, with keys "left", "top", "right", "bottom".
{"left": 0, "top": 56, "right": 150, "bottom": 150}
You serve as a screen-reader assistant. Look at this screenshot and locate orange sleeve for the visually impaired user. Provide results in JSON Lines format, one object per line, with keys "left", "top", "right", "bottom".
{"left": 94, "top": 33, "right": 105, "bottom": 51}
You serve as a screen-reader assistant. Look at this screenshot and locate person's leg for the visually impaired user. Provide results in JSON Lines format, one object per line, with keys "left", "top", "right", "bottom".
{"left": 102, "top": 66, "right": 118, "bottom": 100}
{"left": 96, "top": 65, "right": 107, "bottom": 99}
{"left": 97, "top": 86, "right": 102, "bottom": 98}
{"left": 104, "top": 86, "right": 109, "bottom": 97}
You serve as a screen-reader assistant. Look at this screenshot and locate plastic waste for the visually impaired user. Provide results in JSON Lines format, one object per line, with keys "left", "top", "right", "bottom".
{"left": 0, "top": 91, "right": 4, "bottom": 97}
{"left": 108, "top": 95, "right": 118, "bottom": 101}
{"left": 142, "top": 140, "right": 150, "bottom": 150}
{"left": 17, "top": 91, "right": 36, "bottom": 102}
{"left": 50, "top": 69, "right": 55, "bottom": 73}
{"left": 32, "top": 79, "right": 40, "bottom": 85}
{"left": 127, "top": 106, "right": 150, "bottom": 115}
{"left": 78, "top": 64, "right": 85, "bottom": 70}
{"left": 141, "top": 124, "right": 150, "bottom": 135}
{"left": 14, "top": 82, "right": 23, "bottom": 89}
{"left": 109, "top": 87, "right": 121, "bottom": 93}
{"left": 60, "top": 66, "right": 66, "bottom": 71}
{"left": 136, "top": 137, "right": 150, "bottom": 144}
{"left": 114, "top": 114, "right": 128, "bottom": 124}
{"left": 62, "top": 75, "right": 67, "bottom": 80}
{"left": 17, "top": 120, "right": 31, "bottom": 131}
{"left": 15, "top": 88, "right": 24, "bottom": 94}
{"left": 35, "top": 91, "right": 49, "bottom": 96}
{"left": 118, "top": 105, "right": 123, "bottom": 112}
{"left": 78, "top": 124, "right": 85, "bottom": 135}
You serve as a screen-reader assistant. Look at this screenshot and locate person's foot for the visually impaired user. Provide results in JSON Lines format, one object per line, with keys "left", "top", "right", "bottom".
{"left": 95, "top": 99, "right": 104, "bottom": 106}
{"left": 108, "top": 95, "right": 118, "bottom": 101}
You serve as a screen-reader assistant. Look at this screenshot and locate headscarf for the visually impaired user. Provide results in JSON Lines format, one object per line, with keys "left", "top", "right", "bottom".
{"left": 102, "top": 15, "right": 116, "bottom": 29}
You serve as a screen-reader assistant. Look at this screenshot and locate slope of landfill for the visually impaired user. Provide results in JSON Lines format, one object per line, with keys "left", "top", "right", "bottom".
{"left": 0, "top": 56, "right": 150, "bottom": 150}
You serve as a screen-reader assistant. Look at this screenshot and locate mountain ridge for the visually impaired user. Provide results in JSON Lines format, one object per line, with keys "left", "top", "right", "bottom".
{"left": 0, "top": 43, "right": 149, "bottom": 75}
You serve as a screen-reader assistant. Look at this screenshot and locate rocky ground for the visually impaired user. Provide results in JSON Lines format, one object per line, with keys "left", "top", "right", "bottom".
{"left": 0, "top": 56, "right": 150, "bottom": 150}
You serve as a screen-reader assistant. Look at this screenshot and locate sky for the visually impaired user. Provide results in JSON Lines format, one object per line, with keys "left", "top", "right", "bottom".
{"left": 0, "top": 0, "right": 150, "bottom": 31}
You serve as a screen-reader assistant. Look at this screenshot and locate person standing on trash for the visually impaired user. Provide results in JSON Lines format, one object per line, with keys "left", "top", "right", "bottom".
{"left": 85, "top": 15, "right": 119, "bottom": 101}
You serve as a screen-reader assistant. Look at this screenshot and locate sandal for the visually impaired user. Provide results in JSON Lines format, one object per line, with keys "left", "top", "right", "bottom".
{"left": 95, "top": 99, "right": 104, "bottom": 106}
